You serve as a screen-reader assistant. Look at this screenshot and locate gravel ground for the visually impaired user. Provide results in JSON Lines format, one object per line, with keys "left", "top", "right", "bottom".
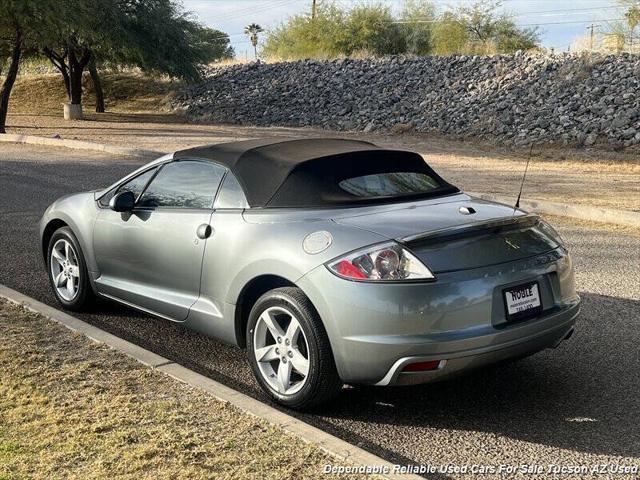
{"left": 6, "top": 113, "right": 640, "bottom": 211}
{"left": 1, "top": 144, "right": 639, "bottom": 479}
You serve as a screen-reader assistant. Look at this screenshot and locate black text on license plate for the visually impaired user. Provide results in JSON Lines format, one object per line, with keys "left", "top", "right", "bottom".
{"left": 503, "top": 282, "right": 542, "bottom": 321}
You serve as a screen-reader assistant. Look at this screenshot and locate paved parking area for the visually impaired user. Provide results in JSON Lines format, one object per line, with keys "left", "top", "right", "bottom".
{"left": 1, "top": 143, "right": 639, "bottom": 477}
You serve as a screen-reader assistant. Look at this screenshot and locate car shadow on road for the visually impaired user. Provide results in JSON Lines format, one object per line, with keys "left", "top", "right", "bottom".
{"left": 312, "top": 292, "right": 640, "bottom": 461}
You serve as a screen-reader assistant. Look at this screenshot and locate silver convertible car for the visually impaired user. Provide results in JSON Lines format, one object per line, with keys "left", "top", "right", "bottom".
{"left": 40, "top": 138, "right": 580, "bottom": 409}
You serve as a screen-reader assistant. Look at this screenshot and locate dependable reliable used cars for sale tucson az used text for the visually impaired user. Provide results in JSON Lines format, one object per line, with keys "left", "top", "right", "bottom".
{"left": 39, "top": 138, "right": 580, "bottom": 409}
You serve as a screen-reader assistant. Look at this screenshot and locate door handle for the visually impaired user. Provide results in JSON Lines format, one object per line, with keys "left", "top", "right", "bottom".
{"left": 196, "top": 224, "right": 213, "bottom": 239}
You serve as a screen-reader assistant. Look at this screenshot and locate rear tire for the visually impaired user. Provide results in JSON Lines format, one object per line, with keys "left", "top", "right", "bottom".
{"left": 246, "top": 287, "right": 342, "bottom": 410}
{"left": 47, "top": 226, "right": 94, "bottom": 311}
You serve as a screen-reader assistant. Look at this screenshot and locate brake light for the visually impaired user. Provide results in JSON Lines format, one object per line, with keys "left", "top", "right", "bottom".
{"left": 335, "top": 260, "right": 368, "bottom": 279}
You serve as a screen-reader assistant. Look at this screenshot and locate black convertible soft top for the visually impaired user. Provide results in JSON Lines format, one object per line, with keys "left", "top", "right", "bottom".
{"left": 174, "top": 138, "right": 458, "bottom": 208}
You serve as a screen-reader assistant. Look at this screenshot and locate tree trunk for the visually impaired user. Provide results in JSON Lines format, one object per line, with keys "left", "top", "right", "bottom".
{"left": 68, "top": 50, "right": 83, "bottom": 105}
{"left": 67, "top": 48, "right": 92, "bottom": 106}
{"left": 88, "top": 57, "right": 105, "bottom": 113}
{"left": 0, "top": 28, "right": 23, "bottom": 134}
{"left": 61, "top": 67, "right": 71, "bottom": 99}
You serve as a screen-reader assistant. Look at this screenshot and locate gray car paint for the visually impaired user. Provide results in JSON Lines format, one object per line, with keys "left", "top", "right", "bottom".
{"left": 40, "top": 153, "right": 580, "bottom": 386}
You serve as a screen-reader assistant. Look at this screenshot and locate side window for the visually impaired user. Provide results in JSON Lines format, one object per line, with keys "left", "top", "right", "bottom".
{"left": 214, "top": 172, "right": 249, "bottom": 209}
{"left": 98, "top": 167, "right": 157, "bottom": 207}
{"left": 137, "top": 161, "right": 225, "bottom": 209}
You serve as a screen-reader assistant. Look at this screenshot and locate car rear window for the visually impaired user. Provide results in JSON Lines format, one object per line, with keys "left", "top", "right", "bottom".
{"left": 338, "top": 172, "right": 441, "bottom": 198}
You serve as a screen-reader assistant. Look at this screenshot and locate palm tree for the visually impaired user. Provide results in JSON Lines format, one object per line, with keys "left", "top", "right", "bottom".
{"left": 244, "top": 23, "right": 264, "bottom": 59}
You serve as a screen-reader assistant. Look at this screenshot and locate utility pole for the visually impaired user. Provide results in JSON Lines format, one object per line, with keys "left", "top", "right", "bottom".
{"left": 312, "top": 0, "right": 317, "bottom": 19}
{"left": 587, "top": 24, "right": 601, "bottom": 51}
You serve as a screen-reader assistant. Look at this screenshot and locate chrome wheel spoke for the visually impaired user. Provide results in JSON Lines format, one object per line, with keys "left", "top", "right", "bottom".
{"left": 284, "top": 317, "right": 301, "bottom": 343}
{"left": 255, "top": 345, "right": 279, "bottom": 362}
{"left": 276, "top": 358, "right": 292, "bottom": 394}
{"left": 66, "top": 275, "right": 75, "bottom": 295}
{"left": 54, "top": 271, "right": 67, "bottom": 288}
{"left": 69, "top": 265, "right": 80, "bottom": 277}
{"left": 52, "top": 248, "right": 65, "bottom": 264}
{"left": 260, "top": 311, "right": 285, "bottom": 339}
{"left": 289, "top": 348, "right": 309, "bottom": 376}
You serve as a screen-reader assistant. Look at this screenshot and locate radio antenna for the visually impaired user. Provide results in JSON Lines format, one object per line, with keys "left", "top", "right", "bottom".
{"left": 514, "top": 143, "right": 534, "bottom": 214}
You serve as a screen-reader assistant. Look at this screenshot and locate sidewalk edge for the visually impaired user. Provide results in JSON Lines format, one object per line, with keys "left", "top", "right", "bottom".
{"left": 0, "top": 133, "right": 163, "bottom": 158}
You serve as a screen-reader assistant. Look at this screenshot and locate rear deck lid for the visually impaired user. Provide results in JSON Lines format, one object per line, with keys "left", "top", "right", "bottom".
{"left": 334, "top": 198, "right": 560, "bottom": 273}
{"left": 333, "top": 197, "right": 519, "bottom": 239}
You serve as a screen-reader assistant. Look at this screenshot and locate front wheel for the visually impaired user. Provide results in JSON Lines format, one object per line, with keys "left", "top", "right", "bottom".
{"left": 47, "top": 226, "right": 94, "bottom": 311}
{"left": 246, "top": 287, "right": 342, "bottom": 410}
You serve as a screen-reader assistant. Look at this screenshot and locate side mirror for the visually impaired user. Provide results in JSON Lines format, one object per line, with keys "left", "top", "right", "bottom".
{"left": 109, "top": 190, "right": 136, "bottom": 212}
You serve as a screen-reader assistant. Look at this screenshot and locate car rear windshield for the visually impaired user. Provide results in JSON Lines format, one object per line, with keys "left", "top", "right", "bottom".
{"left": 338, "top": 172, "right": 441, "bottom": 198}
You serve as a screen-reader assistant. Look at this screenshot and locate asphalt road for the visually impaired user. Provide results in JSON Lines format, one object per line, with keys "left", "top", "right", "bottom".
{"left": 1, "top": 143, "right": 639, "bottom": 478}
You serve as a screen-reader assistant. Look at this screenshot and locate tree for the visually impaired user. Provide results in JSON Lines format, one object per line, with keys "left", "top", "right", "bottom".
{"left": 41, "top": 0, "right": 233, "bottom": 113}
{"left": 0, "top": 13, "right": 22, "bottom": 133}
{"left": 263, "top": 2, "right": 403, "bottom": 59}
{"left": 432, "top": 0, "right": 538, "bottom": 55}
{"left": 432, "top": 13, "right": 469, "bottom": 55}
{"left": 245, "top": 23, "right": 264, "bottom": 59}
{"left": 601, "top": 2, "right": 640, "bottom": 52}
{"left": 399, "top": 0, "right": 436, "bottom": 56}
{"left": 339, "top": 3, "right": 405, "bottom": 56}
{"left": 262, "top": 4, "right": 346, "bottom": 60}
{"left": 0, "top": 1, "right": 56, "bottom": 133}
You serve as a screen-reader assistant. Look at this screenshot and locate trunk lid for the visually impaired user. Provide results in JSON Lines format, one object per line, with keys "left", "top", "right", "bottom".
{"left": 334, "top": 197, "right": 560, "bottom": 273}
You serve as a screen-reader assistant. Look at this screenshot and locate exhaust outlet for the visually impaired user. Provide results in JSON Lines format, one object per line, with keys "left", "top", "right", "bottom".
{"left": 563, "top": 328, "right": 574, "bottom": 341}
{"left": 553, "top": 327, "right": 575, "bottom": 348}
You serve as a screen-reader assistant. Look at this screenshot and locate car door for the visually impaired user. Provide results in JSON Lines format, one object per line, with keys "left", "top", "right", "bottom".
{"left": 93, "top": 159, "right": 226, "bottom": 321}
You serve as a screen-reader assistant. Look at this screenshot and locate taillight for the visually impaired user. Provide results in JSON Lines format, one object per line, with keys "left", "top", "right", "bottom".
{"left": 402, "top": 360, "right": 443, "bottom": 372}
{"left": 335, "top": 260, "right": 367, "bottom": 279}
{"left": 327, "top": 242, "right": 435, "bottom": 282}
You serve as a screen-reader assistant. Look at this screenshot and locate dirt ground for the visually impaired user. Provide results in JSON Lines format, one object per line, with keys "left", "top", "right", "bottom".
{"left": 0, "top": 299, "right": 366, "bottom": 480}
{"left": 6, "top": 112, "right": 640, "bottom": 212}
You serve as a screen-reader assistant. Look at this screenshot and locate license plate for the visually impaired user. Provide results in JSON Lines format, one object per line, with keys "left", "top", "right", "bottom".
{"left": 503, "top": 282, "right": 542, "bottom": 321}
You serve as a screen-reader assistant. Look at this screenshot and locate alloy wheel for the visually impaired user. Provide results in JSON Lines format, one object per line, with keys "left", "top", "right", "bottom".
{"left": 253, "top": 306, "right": 310, "bottom": 395}
{"left": 50, "top": 239, "right": 80, "bottom": 301}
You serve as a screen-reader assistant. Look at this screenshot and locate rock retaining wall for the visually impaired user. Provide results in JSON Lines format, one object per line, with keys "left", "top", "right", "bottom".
{"left": 175, "top": 52, "right": 640, "bottom": 150}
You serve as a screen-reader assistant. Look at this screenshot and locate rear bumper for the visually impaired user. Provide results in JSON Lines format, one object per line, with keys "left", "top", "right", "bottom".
{"left": 297, "top": 247, "right": 580, "bottom": 385}
{"left": 375, "top": 302, "right": 578, "bottom": 386}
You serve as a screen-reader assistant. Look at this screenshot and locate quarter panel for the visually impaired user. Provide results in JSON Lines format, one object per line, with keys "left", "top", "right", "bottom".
{"left": 191, "top": 210, "right": 388, "bottom": 345}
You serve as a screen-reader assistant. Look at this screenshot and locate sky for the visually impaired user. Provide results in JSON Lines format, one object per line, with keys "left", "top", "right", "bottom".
{"left": 182, "top": 0, "right": 630, "bottom": 59}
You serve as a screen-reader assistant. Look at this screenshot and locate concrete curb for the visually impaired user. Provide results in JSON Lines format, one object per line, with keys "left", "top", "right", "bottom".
{"left": 0, "top": 133, "right": 163, "bottom": 158}
{"left": 0, "top": 284, "right": 421, "bottom": 480}
{"left": 470, "top": 192, "right": 640, "bottom": 228}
